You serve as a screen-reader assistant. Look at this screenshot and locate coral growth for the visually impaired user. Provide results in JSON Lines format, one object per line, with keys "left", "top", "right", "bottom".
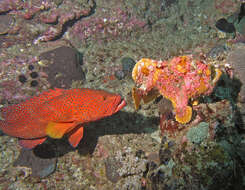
{"left": 132, "top": 55, "right": 222, "bottom": 123}
{"left": 70, "top": 7, "right": 147, "bottom": 44}
{"left": 0, "top": 0, "right": 94, "bottom": 45}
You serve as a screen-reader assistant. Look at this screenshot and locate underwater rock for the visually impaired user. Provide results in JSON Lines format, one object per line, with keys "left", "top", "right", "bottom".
{"left": 115, "top": 70, "right": 126, "bottom": 80}
{"left": 115, "top": 57, "right": 136, "bottom": 80}
{"left": 235, "top": 16, "right": 245, "bottom": 35}
{"left": 13, "top": 147, "right": 57, "bottom": 178}
{"left": 30, "top": 71, "right": 38, "bottom": 79}
{"left": 159, "top": 137, "right": 173, "bottom": 165}
{"left": 0, "top": 14, "right": 15, "bottom": 35}
{"left": 105, "top": 156, "right": 122, "bottom": 183}
{"left": 145, "top": 123, "right": 244, "bottom": 190}
{"left": 215, "top": 18, "right": 236, "bottom": 33}
{"left": 206, "top": 45, "right": 229, "bottom": 59}
{"left": 39, "top": 46, "right": 85, "bottom": 88}
{"left": 236, "top": 141, "right": 245, "bottom": 163}
{"left": 238, "top": 3, "right": 245, "bottom": 23}
{"left": 30, "top": 80, "right": 39, "bottom": 87}
{"left": 227, "top": 43, "right": 245, "bottom": 102}
{"left": 231, "top": 4, "right": 245, "bottom": 35}
{"left": 18, "top": 74, "right": 28, "bottom": 84}
{"left": 121, "top": 57, "right": 136, "bottom": 74}
{"left": 186, "top": 122, "right": 209, "bottom": 144}
{"left": 164, "top": 0, "right": 178, "bottom": 8}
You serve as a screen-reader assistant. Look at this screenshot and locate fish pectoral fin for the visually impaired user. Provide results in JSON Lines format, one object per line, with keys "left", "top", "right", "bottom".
{"left": 142, "top": 88, "right": 160, "bottom": 104}
{"left": 19, "top": 137, "right": 47, "bottom": 149}
{"left": 67, "top": 125, "right": 84, "bottom": 148}
{"left": 46, "top": 121, "right": 77, "bottom": 139}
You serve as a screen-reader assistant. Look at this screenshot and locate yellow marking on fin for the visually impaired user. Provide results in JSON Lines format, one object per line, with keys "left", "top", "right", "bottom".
{"left": 46, "top": 121, "right": 77, "bottom": 139}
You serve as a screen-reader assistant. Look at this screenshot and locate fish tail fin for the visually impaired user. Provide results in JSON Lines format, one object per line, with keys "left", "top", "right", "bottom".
{"left": 0, "top": 117, "right": 6, "bottom": 128}
{"left": 0, "top": 119, "right": 9, "bottom": 134}
{"left": 0, "top": 120, "right": 3, "bottom": 131}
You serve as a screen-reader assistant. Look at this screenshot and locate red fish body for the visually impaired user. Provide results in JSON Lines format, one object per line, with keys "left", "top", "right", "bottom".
{"left": 0, "top": 88, "right": 126, "bottom": 149}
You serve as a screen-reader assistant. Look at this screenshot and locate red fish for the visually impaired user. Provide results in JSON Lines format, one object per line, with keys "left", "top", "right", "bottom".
{"left": 0, "top": 88, "right": 126, "bottom": 149}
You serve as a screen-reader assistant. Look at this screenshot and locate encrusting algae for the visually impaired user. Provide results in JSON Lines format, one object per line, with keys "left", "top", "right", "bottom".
{"left": 132, "top": 55, "right": 222, "bottom": 124}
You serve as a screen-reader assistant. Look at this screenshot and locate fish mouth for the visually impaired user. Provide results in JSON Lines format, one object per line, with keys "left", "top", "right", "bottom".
{"left": 114, "top": 99, "right": 127, "bottom": 113}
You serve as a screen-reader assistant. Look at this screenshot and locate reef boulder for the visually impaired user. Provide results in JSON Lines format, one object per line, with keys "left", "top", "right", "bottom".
{"left": 227, "top": 43, "right": 245, "bottom": 102}
{"left": 39, "top": 46, "right": 85, "bottom": 88}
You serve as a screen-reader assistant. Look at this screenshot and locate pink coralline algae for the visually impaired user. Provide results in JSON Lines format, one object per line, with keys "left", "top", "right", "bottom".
{"left": 70, "top": 8, "right": 147, "bottom": 43}
{"left": 0, "top": 0, "right": 51, "bottom": 18}
{"left": 132, "top": 55, "right": 222, "bottom": 124}
{"left": 215, "top": 0, "right": 240, "bottom": 15}
{"left": 34, "top": 1, "right": 94, "bottom": 43}
{"left": 0, "top": 56, "right": 43, "bottom": 103}
{"left": 0, "top": 0, "right": 24, "bottom": 13}
{"left": 0, "top": 0, "right": 95, "bottom": 44}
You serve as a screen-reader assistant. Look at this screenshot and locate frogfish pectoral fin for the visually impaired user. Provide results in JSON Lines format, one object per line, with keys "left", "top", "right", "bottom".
{"left": 19, "top": 137, "right": 47, "bottom": 149}
{"left": 67, "top": 125, "right": 84, "bottom": 148}
{"left": 46, "top": 121, "right": 77, "bottom": 139}
{"left": 132, "top": 87, "right": 142, "bottom": 110}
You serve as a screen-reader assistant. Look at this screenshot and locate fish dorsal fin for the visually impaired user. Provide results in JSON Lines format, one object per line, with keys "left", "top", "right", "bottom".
{"left": 46, "top": 121, "right": 77, "bottom": 139}
{"left": 67, "top": 125, "right": 84, "bottom": 147}
{"left": 0, "top": 88, "right": 66, "bottom": 121}
{"left": 26, "top": 88, "right": 65, "bottom": 106}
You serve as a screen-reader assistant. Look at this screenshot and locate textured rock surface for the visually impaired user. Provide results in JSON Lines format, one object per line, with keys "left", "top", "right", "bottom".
{"left": 0, "top": 14, "right": 15, "bottom": 35}
{"left": 39, "top": 46, "right": 85, "bottom": 88}
{"left": 13, "top": 146, "right": 57, "bottom": 178}
{"left": 227, "top": 43, "right": 245, "bottom": 102}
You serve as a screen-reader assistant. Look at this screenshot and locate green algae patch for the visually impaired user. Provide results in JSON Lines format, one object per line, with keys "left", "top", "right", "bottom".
{"left": 187, "top": 122, "right": 209, "bottom": 144}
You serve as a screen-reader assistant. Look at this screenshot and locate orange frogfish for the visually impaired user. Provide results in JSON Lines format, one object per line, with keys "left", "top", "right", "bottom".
{"left": 132, "top": 55, "right": 222, "bottom": 124}
{"left": 0, "top": 88, "right": 126, "bottom": 149}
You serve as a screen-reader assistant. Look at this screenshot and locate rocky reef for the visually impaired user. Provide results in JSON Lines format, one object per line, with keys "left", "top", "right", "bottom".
{"left": 0, "top": 0, "right": 244, "bottom": 189}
